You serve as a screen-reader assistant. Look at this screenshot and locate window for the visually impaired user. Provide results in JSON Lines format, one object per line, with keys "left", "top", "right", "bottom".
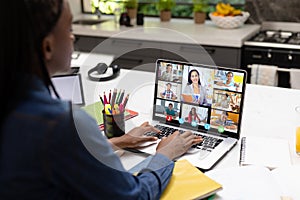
{"left": 81, "top": 0, "right": 245, "bottom": 18}
{"left": 139, "top": 0, "right": 245, "bottom": 18}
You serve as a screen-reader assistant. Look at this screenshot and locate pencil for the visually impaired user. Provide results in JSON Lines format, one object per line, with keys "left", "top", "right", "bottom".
{"left": 108, "top": 90, "right": 111, "bottom": 103}
{"left": 111, "top": 88, "right": 117, "bottom": 107}
{"left": 103, "top": 92, "right": 108, "bottom": 104}
{"left": 99, "top": 95, "right": 104, "bottom": 105}
{"left": 118, "top": 89, "right": 125, "bottom": 105}
{"left": 115, "top": 89, "right": 121, "bottom": 105}
{"left": 123, "top": 94, "right": 129, "bottom": 108}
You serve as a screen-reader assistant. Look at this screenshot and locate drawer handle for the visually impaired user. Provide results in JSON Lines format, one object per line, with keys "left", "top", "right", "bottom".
{"left": 117, "top": 57, "right": 143, "bottom": 64}
{"left": 180, "top": 45, "right": 204, "bottom": 53}
{"left": 252, "top": 54, "right": 262, "bottom": 59}
{"left": 205, "top": 48, "right": 216, "bottom": 55}
{"left": 112, "top": 40, "right": 142, "bottom": 47}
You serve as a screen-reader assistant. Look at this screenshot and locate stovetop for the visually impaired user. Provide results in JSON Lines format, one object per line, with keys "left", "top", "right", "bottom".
{"left": 244, "top": 22, "right": 300, "bottom": 50}
{"left": 251, "top": 30, "right": 300, "bottom": 44}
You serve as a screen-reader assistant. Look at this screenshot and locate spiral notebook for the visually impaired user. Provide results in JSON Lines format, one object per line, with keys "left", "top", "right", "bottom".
{"left": 239, "top": 136, "right": 291, "bottom": 170}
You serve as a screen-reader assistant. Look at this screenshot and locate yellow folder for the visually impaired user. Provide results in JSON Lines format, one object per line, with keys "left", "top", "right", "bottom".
{"left": 160, "top": 159, "right": 222, "bottom": 200}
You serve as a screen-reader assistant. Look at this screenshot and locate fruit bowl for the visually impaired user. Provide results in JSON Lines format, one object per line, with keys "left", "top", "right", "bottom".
{"left": 209, "top": 12, "right": 250, "bottom": 29}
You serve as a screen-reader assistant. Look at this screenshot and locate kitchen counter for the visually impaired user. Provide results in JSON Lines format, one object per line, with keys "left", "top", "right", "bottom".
{"left": 73, "top": 15, "right": 261, "bottom": 48}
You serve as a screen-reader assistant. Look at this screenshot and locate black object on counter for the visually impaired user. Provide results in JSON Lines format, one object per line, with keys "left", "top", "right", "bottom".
{"left": 137, "top": 13, "right": 144, "bottom": 26}
{"left": 119, "top": 13, "right": 131, "bottom": 26}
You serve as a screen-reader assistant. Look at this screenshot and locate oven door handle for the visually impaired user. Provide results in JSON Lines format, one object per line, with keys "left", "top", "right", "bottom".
{"left": 251, "top": 54, "right": 263, "bottom": 59}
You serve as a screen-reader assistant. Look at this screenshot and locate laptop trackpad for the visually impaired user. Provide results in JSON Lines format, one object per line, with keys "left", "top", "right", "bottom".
{"left": 186, "top": 148, "right": 210, "bottom": 160}
{"left": 199, "top": 150, "right": 210, "bottom": 160}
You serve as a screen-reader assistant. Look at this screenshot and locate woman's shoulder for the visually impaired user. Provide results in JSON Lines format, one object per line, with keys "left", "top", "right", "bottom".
{"left": 19, "top": 78, "right": 72, "bottom": 119}
{"left": 183, "top": 84, "right": 191, "bottom": 90}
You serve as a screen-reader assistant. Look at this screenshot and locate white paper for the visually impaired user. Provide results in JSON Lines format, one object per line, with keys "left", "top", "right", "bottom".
{"left": 240, "top": 136, "right": 291, "bottom": 169}
{"left": 205, "top": 165, "right": 282, "bottom": 200}
{"left": 271, "top": 165, "right": 300, "bottom": 200}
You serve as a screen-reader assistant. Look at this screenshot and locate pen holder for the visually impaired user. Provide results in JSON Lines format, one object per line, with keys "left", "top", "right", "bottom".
{"left": 102, "top": 110, "right": 125, "bottom": 138}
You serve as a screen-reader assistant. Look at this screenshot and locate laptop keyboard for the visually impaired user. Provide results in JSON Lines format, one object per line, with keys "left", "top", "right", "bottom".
{"left": 145, "top": 124, "right": 223, "bottom": 152}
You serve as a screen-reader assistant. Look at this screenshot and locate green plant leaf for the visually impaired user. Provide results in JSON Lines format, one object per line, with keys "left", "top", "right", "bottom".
{"left": 124, "top": 0, "right": 138, "bottom": 9}
{"left": 156, "top": 0, "right": 176, "bottom": 11}
{"left": 192, "top": 0, "right": 209, "bottom": 13}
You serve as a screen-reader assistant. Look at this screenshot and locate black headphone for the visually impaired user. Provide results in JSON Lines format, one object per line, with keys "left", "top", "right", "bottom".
{"left": 88, "top": 63, "right": 120, "bottom": 81}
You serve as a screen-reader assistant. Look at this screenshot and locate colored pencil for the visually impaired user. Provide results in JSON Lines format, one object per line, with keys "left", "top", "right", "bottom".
{"left": 103, "top": 92, "right": 108, "bottom": 104}
{"left": 99, "top": 95, "right": 104, "bottom": 105}
{"left": 108, "top": 90, "right": 111, "bottom": 103}
{"left": 111, "top": 88, "right": 117, "bottom": 107}
{"left": 123, "top": 94, "right": 129, "bottom": 108}
{"left": 118, "top": 89, "right": 125, "bottom": 104}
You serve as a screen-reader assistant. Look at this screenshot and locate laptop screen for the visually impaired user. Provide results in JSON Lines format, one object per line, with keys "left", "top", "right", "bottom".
{"left": 51, "top": 73, "right": 85, "bottom": 106}
{"left": 153, "top": 59, "right": 247, "bottom": 139}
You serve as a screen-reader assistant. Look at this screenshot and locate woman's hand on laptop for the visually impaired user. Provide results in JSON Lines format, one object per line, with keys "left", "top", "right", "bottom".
{"left": 156, "top": 131, "right": 202, "bottom": 160}
{"left": 109, "top": 122, "right": 159, "bottom": 149}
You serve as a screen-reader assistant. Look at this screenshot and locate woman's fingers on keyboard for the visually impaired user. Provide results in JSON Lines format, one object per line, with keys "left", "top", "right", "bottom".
{"left": 180, "top": 131, "right": 193, "bottom": 138}
{"left": 141, "top": 123, "right": 161, "bottom": 134}
{"left": 193, "top": 135, "right": 203, "bottom": 144}
{"left": 145, "top": 126, "right": 161, "bottom": 134}
{"left": 169, "top": 131, "right": 180, "bottom": 138}
{"left": 180, "top": 132, "right": 203, "bottom": 148}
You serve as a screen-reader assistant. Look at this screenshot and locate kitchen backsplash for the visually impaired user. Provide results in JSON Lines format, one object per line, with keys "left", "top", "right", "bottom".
{"left": 245, "top": 0, "right": 300, "bottom": 23}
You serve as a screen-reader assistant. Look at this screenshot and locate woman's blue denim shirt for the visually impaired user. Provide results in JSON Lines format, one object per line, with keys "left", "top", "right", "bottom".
{"left": 0, "top": 77, "right": 174, "bottom": 200}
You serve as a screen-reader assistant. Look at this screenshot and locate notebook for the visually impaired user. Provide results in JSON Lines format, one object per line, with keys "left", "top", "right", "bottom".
{"left": 239, "top": 136, "right": 291, "bottom": 170}
{"left": 51, "top": 73, "right": 85, "bottom": 106}
{"left": 160, "top": 159, "right": 222, "bottom": 200}
{"left": 129, "top": 158, "right": 222, "bottom": 200}
{"left": 139, "top": 59, "right": 247, "bottom": 171}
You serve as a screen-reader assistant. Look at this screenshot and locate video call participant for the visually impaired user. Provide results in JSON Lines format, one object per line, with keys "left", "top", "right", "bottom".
{"left": 183, "top": 69, "right": 207, "bottom": 105}
{"left": 215, "top": 93, "right": 231, "bottom": 109}
{"left": 211, "top": 111, "right": 237, "bottom": 131}
{"left": 185, "top": 107, "right": 201, "bottom": 123}
{"left": 0, "top": 0, "right": 202, "bottom": 199}
{"left": 216, "top": 71, "right": 240, "bottom": 88}
{"left": 161, "top": 64, "right": 173, "bottom": 81}
{"left": 160, "top": 83, "right": 177, "bottom": 100}
{"left": 164, "top": 103, "right": 177, "bottom": 117}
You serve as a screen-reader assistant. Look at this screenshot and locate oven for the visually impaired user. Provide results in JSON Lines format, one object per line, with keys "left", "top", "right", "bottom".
{"left": 242, "top": 22, "right": 300, "bottom": 88}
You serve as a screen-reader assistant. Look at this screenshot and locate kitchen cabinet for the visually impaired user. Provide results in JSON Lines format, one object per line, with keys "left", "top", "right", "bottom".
{"left": 160, "top": 42, "right": 241, "bottom": 69}
{"left": 74, "top": 35, "right": 242, "bottom": 72}
{"left": 74, "top": 35, "right": 106, "bottom": 53}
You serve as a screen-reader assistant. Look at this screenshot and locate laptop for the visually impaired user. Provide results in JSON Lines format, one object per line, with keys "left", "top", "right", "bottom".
{"left": 140, "top": 59, "right": 247, "bottom": 171}
{"left": 51, "top": 73, "right": 85, "bottom": 106}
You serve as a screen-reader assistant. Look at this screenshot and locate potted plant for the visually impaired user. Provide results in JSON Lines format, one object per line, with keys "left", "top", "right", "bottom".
{"left": 156, "top": 0, "right": 176, "bottom": 22}
{"left": 193, "top": 0, "right": 209, "bottom": 24}
{"left": 124, "top": 0, "right": 138, "bottom": 20}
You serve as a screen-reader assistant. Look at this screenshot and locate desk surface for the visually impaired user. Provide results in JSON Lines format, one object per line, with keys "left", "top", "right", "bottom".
{"left": 72, "top": 52, "right": 300, "bottom": 170}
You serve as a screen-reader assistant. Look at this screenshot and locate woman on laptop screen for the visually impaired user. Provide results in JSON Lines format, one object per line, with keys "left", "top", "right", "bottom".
{"left": 182, "top": 69, "right": 208, "bottom": 105}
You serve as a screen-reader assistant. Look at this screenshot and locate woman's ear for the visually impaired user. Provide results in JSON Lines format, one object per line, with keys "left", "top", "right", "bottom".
{"left": 42, "top": 35, "right": 54, "bottom": 61}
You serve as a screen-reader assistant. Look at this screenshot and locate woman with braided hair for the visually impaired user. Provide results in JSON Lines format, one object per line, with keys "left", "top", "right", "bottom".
{"left": 0, "top": 1, "right": 201, "bottom": 199}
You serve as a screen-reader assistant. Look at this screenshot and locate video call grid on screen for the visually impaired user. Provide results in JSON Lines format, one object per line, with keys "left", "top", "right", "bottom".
{"left": 153, "top": 59, "right": 246, "bottom": 138}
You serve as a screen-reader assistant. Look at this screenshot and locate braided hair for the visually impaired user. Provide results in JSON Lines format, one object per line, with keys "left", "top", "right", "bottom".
{"left": 0, "top": 0, "right": 63, "bottom": 126}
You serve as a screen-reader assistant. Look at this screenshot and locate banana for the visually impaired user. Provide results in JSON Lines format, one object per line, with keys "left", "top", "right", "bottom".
{"left": 232, "top": 9, "right": 242, "bottom": 16}
{"left": 216, "top": 3, "right": 230, "bottom": 15}
{"left": 215, "top": 2, "right": 242, "bottom": 16}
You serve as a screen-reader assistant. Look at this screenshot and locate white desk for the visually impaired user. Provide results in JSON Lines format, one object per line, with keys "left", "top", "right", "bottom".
{"left": 72, "top": 52, "right": 300, "bottom": 170}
